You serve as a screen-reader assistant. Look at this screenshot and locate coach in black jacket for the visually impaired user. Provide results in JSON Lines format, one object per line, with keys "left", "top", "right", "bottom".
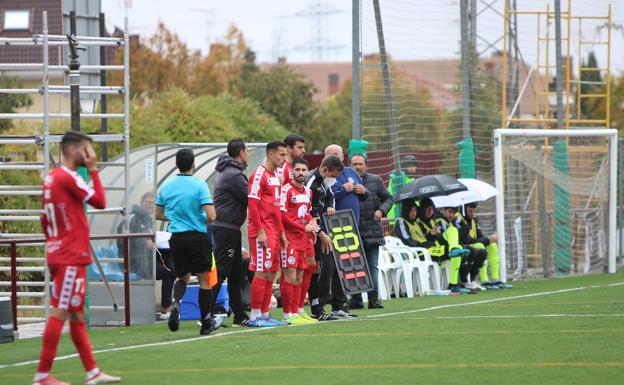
{"left": 304, "top": 155, "right": 344, "bottom": 320}
{"left": 348, "top": 154, "right": 393, "bottom": 309}
{"left": 212, "top": 138, "right": 249, "bottom": 325}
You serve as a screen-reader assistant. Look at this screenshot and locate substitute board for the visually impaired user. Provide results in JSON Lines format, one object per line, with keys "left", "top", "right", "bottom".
{"left": 323, "top": 209, "right": 374, "bottom": 295}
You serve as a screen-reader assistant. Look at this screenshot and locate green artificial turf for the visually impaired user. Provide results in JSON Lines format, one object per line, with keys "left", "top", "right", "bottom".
{"left": 2, "top": 272, "right": 623, "bottom": 385}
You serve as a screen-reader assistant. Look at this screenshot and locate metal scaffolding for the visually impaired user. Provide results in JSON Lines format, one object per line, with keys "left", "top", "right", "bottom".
{"left": 502, "top": 2, "right": 612, "bottom": 128}
{"left": 0, "top": 11, "right": 131, "bottom": 326}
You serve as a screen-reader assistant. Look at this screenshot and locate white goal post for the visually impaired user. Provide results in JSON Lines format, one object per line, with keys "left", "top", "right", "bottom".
{"left": 494, "top": 128, "right": 618, "bottom": 281}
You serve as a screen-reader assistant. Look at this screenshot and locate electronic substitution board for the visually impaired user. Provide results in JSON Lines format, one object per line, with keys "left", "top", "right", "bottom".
{"left": 322, "top": 209, "right": 374, "bottom": 295}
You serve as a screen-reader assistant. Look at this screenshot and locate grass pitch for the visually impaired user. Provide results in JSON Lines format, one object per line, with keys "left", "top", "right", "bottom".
{"left": 2, "top": 272, "right": 624, "bottom": 385}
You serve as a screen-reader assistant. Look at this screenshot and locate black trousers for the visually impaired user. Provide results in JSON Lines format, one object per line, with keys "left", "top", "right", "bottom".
{"left": 314, "top": 237, "right": 346, "bottom": 311}
{"left": 156, "top": 248, "right": 176, "bottom": 309}
{"left": 212, "top": 226, "right": 245, "bottom": 315}
{"left": 460, "top": 246, "right": 488, "bottom": 283}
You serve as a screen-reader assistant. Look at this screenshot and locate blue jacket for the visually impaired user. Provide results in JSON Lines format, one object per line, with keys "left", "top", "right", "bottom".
{"left": 330, "top": 167, "right": 369, "bottom": 223}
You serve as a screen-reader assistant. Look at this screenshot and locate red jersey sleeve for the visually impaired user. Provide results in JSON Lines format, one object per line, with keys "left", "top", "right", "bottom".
{"left": 65, "top": 169, "right": 106, "bottom": 209}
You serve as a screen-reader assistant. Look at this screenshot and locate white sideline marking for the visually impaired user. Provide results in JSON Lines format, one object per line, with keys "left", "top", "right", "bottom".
{"left": 1, "top": 282, "right": 622, "bottom": 370}
{"left": 608, "top": 282, "right": 624, "bottom": 287}
{"left": 351, "top": 313, "right": 624, "bottom": 322}
{"left": 363, "top": 286, "right": 587, "bottom": 319}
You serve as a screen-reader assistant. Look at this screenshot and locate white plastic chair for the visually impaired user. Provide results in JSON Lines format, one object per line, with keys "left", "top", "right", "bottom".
{"left": 384, "top": 236, "right": 404, "bottom": 247}
{"left": 376, "top": 248, "right": 394, "bottom": 300}
{"left": 411, "top": 247, "right": 444, "bottom": 291}
{"left": 438, "top": 259, "right": 451, "bottom": 289}
{"left": 395, "top": 247, "right": 430, "bottom": 296}
{"left": 378, "top": 246, "right": 404, "bottom": 298}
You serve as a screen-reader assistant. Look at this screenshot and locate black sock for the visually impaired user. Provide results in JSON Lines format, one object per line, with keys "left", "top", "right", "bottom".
{"left": 172, "top": 280, "right": 187, "bottom": 305}
{"left": 199, "top": 288, "right": 214, "bottom": 322}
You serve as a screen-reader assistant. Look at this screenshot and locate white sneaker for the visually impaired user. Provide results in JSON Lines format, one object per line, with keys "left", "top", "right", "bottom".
{"left": 85, "top": 372, "right": 121, "bottom": 385}
{"left": 159, "top": 312, "right": 170, "bottom": 320}
{"left": 470, "top": 282, "right": 486, "bottom": 291}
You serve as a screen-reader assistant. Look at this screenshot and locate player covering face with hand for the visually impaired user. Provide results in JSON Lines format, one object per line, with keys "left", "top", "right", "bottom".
{"left": 34, "top": 132, "right": 120, "bottom": 385}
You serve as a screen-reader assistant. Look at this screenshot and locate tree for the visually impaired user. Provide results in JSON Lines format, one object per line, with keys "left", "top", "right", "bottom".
{"left": 131, "top": 87, "right": 287, "bottom": 144}
{"left": 579, "top": 51, "right": 603, "bottom": 117}
{"left": 0, "top": 74, "right": 33, "bottom": 132}
{"left": 306, "top": 80, "right": 352, "bottom": 152}
{"left": 189, "top": 24, "right": 249, "bottom": 96}
{"left": 590, "top": 74, "right": 624, "bottom": 134}
{"left": 237, "top": 61, "right": 317, "bottom": 132}
{"left": 114, "top": 22, "right": 195, "bottom": 98}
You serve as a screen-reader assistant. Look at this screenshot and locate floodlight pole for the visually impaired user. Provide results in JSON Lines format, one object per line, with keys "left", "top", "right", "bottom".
{"left": 67, "top": 35, "right": 81, "bottom": 132}
{"left": 352, "top": 0, "right": 361, "bottom": 140}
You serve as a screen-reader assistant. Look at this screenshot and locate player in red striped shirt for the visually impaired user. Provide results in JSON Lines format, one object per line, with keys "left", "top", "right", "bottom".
{"left": 279, "top": 158, "right": 320, "bottom": 324}
{"left": 247, "top": 141, "right": 289, "bottom": 327}
{"left": 276, "top": 133, "right": 306, "bottom": 185}
{"left": 34, "top": 132, "right": 120, "bottom": 385}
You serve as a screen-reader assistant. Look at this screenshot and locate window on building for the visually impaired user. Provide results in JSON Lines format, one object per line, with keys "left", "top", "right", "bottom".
{"left": 4, "top": 10, "right": 30, "bottom": 31}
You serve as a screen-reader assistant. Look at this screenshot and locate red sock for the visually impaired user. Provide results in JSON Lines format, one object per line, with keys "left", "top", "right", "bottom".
{"left": 261, "top": 278, "right": 274, "bottom": 313}
{"left": 292, "top": 283, "right": 301, "bottom": 312}
{"left": 280, "top": 281, "right": 293, "bottom": 314}
{"left": 250, "top": 276, "right": 266, "bottom": 312}
{"left": 69, "top": 320, "right": 97, "bottom": 372}
{"left": 299, "top": 268, "right": 313, "bottom": 309}
{"left": 36, "top": 316, "right": 65, "bottom": 374}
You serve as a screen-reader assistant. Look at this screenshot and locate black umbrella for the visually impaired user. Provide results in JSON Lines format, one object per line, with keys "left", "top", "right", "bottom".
{"left": 394, "top": 175, "right": 467, "bottom": 202}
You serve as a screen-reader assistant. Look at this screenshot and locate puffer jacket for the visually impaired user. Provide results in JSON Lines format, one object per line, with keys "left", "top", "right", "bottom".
{"left": 358, "top": 172, "right": 393, "bottom": 247}
{"left": 212, "top": 154, "right": 248, "bottom": 230}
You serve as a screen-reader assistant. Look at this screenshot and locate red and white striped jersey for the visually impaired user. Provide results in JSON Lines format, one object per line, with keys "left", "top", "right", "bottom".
{"left": 247, "top": 166, "right": 281, "bottom": 238}
{"left": 279, "top": 182, "right": 312, "bottom": 250}
{"left": 41, "top": 166, "right": 106, "bottom": 265}
{"left": 276, "top": 162, "right": 292, "bottom": 185}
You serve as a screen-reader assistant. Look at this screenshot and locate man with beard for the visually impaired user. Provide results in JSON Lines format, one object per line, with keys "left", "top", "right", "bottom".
{"left": 277, "top": 133, "right": 306, "bottom": 185}
{"left": 279, "top": 158, "right": 320, "bottom": 324}
{"left": 212, "top": 138, "right": 251, "bottom": 326}
{"left": 34, "top": 132, "right": 120, "bottom": 385}
{"left": 348, "top": 154, "right": 392, "bottom": 309}
{"left": 247, "top": 141, "right": 289, "bottom": 327}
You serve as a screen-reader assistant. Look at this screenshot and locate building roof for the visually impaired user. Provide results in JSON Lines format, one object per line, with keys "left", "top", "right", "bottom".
{"left": 0, "top": 0, "right": 64, "bottom": 65}
{"left": 272, "top": 54, "right": 542, "bottom": 115}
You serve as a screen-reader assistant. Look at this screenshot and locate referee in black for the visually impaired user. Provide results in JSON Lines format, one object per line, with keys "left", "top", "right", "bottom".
{"left": 212, "top": 138, "right": 251, "bottom": 326}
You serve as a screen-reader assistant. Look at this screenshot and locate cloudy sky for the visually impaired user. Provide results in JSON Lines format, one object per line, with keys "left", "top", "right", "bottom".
{"left": 103, "top": 0, "right": 623, "bottom": 72}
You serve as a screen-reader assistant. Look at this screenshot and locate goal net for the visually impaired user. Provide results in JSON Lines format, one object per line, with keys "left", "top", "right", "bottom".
{"left": 494, "top": 129, "right": 617, "bottom": 280}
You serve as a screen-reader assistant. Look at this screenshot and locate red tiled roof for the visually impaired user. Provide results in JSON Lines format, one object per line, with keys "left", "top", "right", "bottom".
{"left": 0, "top": 0, "right": 64, "bottom": 64}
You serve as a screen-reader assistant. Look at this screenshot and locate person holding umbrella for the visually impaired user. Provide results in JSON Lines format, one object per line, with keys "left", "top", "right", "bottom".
{"left": 456, "top": 202, "right": 513, "bottom": 289}
{"left": 394, "top": 197, "right": 471, "bottom": 294}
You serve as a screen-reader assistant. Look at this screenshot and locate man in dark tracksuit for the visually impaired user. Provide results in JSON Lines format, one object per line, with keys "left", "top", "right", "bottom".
{"left": 212, "top": 138, "right": 250, "bottom": 325}
{"left": 305, "top": 155, "right": 343, "bottom": 321}
{"left": 348, "top": 154, "right": 393, "bottom": 309}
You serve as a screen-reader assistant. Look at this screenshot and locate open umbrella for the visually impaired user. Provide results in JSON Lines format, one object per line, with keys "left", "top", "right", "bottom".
{"left": 394, "top": 175, "right": 467, "bottom": 202}
{"left": 432, "top": 178, "right": 498, "bottom": 208}
{"left": 458, "top": 178, "right": 498, "bottom": 201}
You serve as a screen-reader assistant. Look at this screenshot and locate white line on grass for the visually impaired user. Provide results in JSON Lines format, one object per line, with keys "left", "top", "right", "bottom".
{"left": 348, "top": 313, "right": 624, "bottom": 322}
{"left": 608, "top": 282, "right": 624, "bottom": 287}
{"left": 1, "top": 282, "right": 622, "bottom": 370}
{"left": 362, "top": 286, "right": 587, "bottom": 319}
